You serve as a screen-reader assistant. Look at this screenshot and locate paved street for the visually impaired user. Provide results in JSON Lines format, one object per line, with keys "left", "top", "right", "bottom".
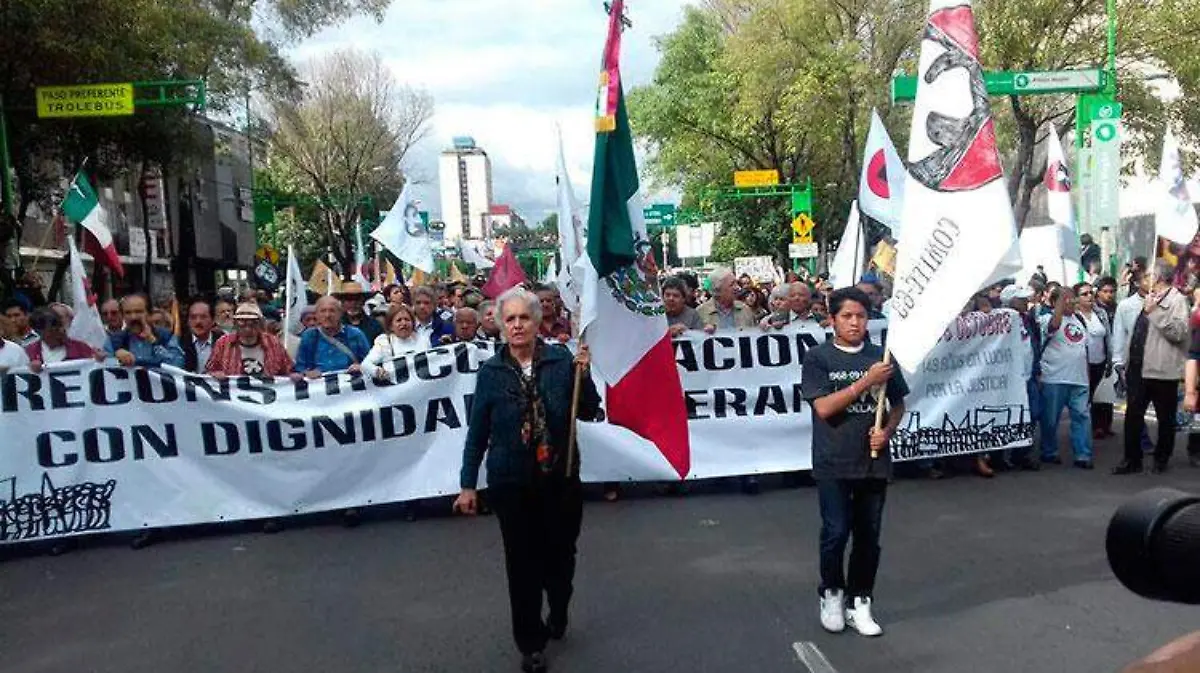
{"left": 1, "top": 432, "right": 1197, "bottom": 673}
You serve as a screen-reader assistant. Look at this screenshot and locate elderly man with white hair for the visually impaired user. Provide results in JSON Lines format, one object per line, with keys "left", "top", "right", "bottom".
{"left": 293, "top": 295, "right": 371, "bottom": 378}
{"left": 761, "top": 281, "right": 820, "bottom": 330}
{"left": 697, "top": 268, "right": 756, "bottom": 333}
{"left": 1114, "top": 258, "right": 1190, "bottom": 476}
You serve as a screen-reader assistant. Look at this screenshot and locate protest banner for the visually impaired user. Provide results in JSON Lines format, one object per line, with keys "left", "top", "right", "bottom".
{"left": 0, "top": 317, "right": 1029, "bottom": 544}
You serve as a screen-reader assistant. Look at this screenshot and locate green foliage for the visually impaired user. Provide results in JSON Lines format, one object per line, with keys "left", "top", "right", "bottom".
{"left": 628, "top": 0, "right": 922, "bottom": 262}
{"left": 0, "top": 0, "right": 393, "bottom": 239}
{"left": 495, "top": 215, "right": 558, "bottom": 252}
{"left": 631, "top": 0, "right": 1200, "bottom": 246}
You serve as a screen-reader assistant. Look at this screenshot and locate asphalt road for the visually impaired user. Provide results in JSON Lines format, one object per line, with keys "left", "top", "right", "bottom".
{"left": 1, "top": 432, "right": 1198, "bottom": 673}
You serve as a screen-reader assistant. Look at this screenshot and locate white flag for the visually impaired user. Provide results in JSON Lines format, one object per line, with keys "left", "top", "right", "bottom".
{"left": 889, "top": 0, "right": 1021, "bottom": 373}
{"left": 829, "top": 201, "right": 865, "bottom": 289}
{"left": 371, "top": 183, "right": 435, "bottom": 273}
{"left": 542, "top": 255, "right": 559, "bottom": 284}
{"left": 460, "top": 239, "right": 495, "bottom": 269}
{"left": 555, "top": 126, "right": 587, "bottom": 312}
{"left": 65, "top": 235, "right": 108, "bottom": 350}
{"left": 283, "top": 245, "right": 308, "bottom": 338}
{"left": 353, "top": 221, "right": 370, "bottom": 287}
{"left": 858, "top": 109, "right": 907, "bottom": 237}
{"left": 1156, "top": 129, "right": 1198, "bottom": 245}
{"left": 1044, "top": 124, "right": 1082, "bottom": 282}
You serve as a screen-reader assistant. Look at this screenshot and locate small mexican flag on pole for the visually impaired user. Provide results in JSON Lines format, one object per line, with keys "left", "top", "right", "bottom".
{"left": 63, "top": 169, "right": 124, "bottom": 277}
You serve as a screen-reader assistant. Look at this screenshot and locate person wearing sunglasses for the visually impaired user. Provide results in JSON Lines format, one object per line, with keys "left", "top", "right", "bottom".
{"left": 1073, "top": 282, "right": 1113, "bottom": 441}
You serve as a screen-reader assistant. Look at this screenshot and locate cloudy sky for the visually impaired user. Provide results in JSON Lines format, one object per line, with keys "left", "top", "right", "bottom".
{"left": 288, "top": 0, "right": 693, "bottom": 225}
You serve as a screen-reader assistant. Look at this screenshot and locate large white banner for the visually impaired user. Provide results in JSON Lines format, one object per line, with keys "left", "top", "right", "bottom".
{"left": 0, "top": 315, "right": 1030, "bottom": 543}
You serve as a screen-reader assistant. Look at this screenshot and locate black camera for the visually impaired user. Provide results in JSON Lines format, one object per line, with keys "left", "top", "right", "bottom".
{"left": 1107, "top": 488, "right": 1200, "bottom": 604}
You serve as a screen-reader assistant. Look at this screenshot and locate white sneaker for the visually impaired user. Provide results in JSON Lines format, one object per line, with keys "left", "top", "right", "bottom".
{"left": 845, "top": 597, "right": 883, "bottom": 637}
{"left": 818, "top": 589, "right": 845, "bottom": 633}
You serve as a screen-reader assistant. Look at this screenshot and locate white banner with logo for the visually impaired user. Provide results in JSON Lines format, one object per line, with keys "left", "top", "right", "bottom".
{"left": 0, "top": 315, "right": 1030, "bottom": 544}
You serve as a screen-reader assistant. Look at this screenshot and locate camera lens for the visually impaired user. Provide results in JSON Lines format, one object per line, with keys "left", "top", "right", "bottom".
{"left": 1107, "top": 488, "right": 1200, "bottom": 604}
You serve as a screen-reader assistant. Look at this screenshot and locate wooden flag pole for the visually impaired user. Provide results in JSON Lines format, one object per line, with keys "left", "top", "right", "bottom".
{"left": 565, "top": 337, "right": 587, "bottom": 478}
{"left": 871, "top": 348, "right": 893, "bottom": 460}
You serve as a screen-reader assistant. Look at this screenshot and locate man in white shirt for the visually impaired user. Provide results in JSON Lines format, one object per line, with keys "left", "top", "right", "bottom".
{"left": 0, "top": 337, "right": 30, "bottom": 373}
{"left": 2, "top": 298, "right": 38, "bottom": 347}
{"left": 1037, "top": 286, "right": 1093, "bottom": 469}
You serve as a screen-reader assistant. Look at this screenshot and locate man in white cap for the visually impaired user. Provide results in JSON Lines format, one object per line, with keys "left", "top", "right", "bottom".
{"left": 1001, "top": 283, "right": 1041, "bottom": 471}
{"left": 206, "top": 303, "right": 295, "bottom": 378}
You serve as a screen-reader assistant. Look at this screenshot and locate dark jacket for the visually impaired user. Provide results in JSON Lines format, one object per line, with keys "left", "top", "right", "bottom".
{"left": 419, "top": 316, "right": 456, "bottom": 347}
{"left": 182, "top": 329, "right": 225, "bottom": 373}
{"left": 460, "top": 343, "right": 601, "bottom": 489}
{"left": 344, "top": 314, "right": 383, "bottom": 343}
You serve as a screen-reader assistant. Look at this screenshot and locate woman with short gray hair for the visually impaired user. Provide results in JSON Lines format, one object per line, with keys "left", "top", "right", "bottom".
{"left": 456, "top": 284, "right": 599, "bottom": 672}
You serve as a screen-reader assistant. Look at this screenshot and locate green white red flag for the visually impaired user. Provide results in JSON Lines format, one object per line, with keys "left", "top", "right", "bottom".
{"left": 580, "top": 0, "right": 690, "bottom": 479}
{"left": 63, "top": 169, "right": 124, "bottom": 277}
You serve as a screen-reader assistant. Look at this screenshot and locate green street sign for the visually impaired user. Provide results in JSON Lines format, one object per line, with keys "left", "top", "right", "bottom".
{"left": 892, "top": 68, "right": 1105, "bottom": 103}
{"left": 643, "top": 203, "right": 676, "bottom": 227}
{"left": 1089, "top": 100, "right": 1122, "bottom": 233}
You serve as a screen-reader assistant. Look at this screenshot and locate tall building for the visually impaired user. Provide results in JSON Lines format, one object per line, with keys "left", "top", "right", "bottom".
{"left": 438, "top": 137, "right": 493, "bottom": 243}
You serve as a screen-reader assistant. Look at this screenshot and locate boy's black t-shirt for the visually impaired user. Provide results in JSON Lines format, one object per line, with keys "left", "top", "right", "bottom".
{"left": 800, "top": 340, "right": 909, "bottom": 481}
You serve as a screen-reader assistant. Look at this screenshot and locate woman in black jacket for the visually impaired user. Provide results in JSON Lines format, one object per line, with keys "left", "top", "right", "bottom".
{"left": 455, "top": 286, "right": 600, "bottom": 673}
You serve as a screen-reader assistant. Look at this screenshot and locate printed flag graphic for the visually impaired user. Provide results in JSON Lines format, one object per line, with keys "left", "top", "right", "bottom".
{"left": 889, "top": 0, "right": 1021, "bottom": 373}
{"left": 858, "top": 109, "right": 907, "bottom": 236}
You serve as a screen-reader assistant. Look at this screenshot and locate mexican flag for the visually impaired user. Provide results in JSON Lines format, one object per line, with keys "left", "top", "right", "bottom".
{"left": 63, "top": 170, "right": 124, "bottom": 277}
{"left": 580, "top": 0, "right": 690, "bottom": 479}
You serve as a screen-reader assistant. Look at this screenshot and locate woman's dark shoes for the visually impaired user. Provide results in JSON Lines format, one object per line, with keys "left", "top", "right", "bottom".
{"left": 521, "top": 651, "right": 547, "bottom": 673}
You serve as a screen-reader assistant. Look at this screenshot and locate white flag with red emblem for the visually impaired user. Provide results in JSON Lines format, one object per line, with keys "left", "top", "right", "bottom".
{"left": 1044, "top": 124, "right": 1082, "bottom": 281}
{"left": 858, "top": 109, "right": 907, "bottom": 236}
{"left": 889, "top": 0, "right": 1021, "bottom": 373}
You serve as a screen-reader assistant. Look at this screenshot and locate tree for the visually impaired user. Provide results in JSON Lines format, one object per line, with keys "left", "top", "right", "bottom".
{"left": 975, "top": 0, "right": 1200, "bottom": 227}
{"left": 0, "top": 0, "right": 396, "bottom": 286}
{"left": 632, "top": 0, "right": 1200, "bottom": 254}
{"left": 263, "top": 49, "right": 433, "bottom": 277}
{"left": 628, "top": 0, "right": 923, "bottom": 263}
{"left": 494, "top": 215, "right": 558, "bottom": 251}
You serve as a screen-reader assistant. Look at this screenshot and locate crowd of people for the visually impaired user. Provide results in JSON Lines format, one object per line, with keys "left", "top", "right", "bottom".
{"left": 2, "top": 254, "right": 1199, "bottom": 481}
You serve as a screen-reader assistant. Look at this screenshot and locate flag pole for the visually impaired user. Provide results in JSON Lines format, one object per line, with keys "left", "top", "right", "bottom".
{"left": 871, "top": 342, "right": 892, "bottom": 460}
{"left": 565, "top": 334, "right": 587, "bottom": 478}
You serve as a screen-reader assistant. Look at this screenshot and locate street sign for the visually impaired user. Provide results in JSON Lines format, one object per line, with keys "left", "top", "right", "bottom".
{"left": 734, "top": 170, "right": 780, "bottom": 188}
{"left": 789, "top": 243, "right": 819, "bottom": 259}
{"left": 891, "top": 69, "right": 1105, "bottom": 103}
{"left": 1089, "top": 100, "right": 1122, "bottom": 233}
{"left": 643, "top": 203, "right": 676, "bottom": 227}
{"left": 791, "top": 213, "right": 815, "bottom": 244}
{"left": 36, "top": 83, "right": 134, "bottom": 118}
{"left": 1013, "top": 69, "right": 1103, "bottom": 93}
